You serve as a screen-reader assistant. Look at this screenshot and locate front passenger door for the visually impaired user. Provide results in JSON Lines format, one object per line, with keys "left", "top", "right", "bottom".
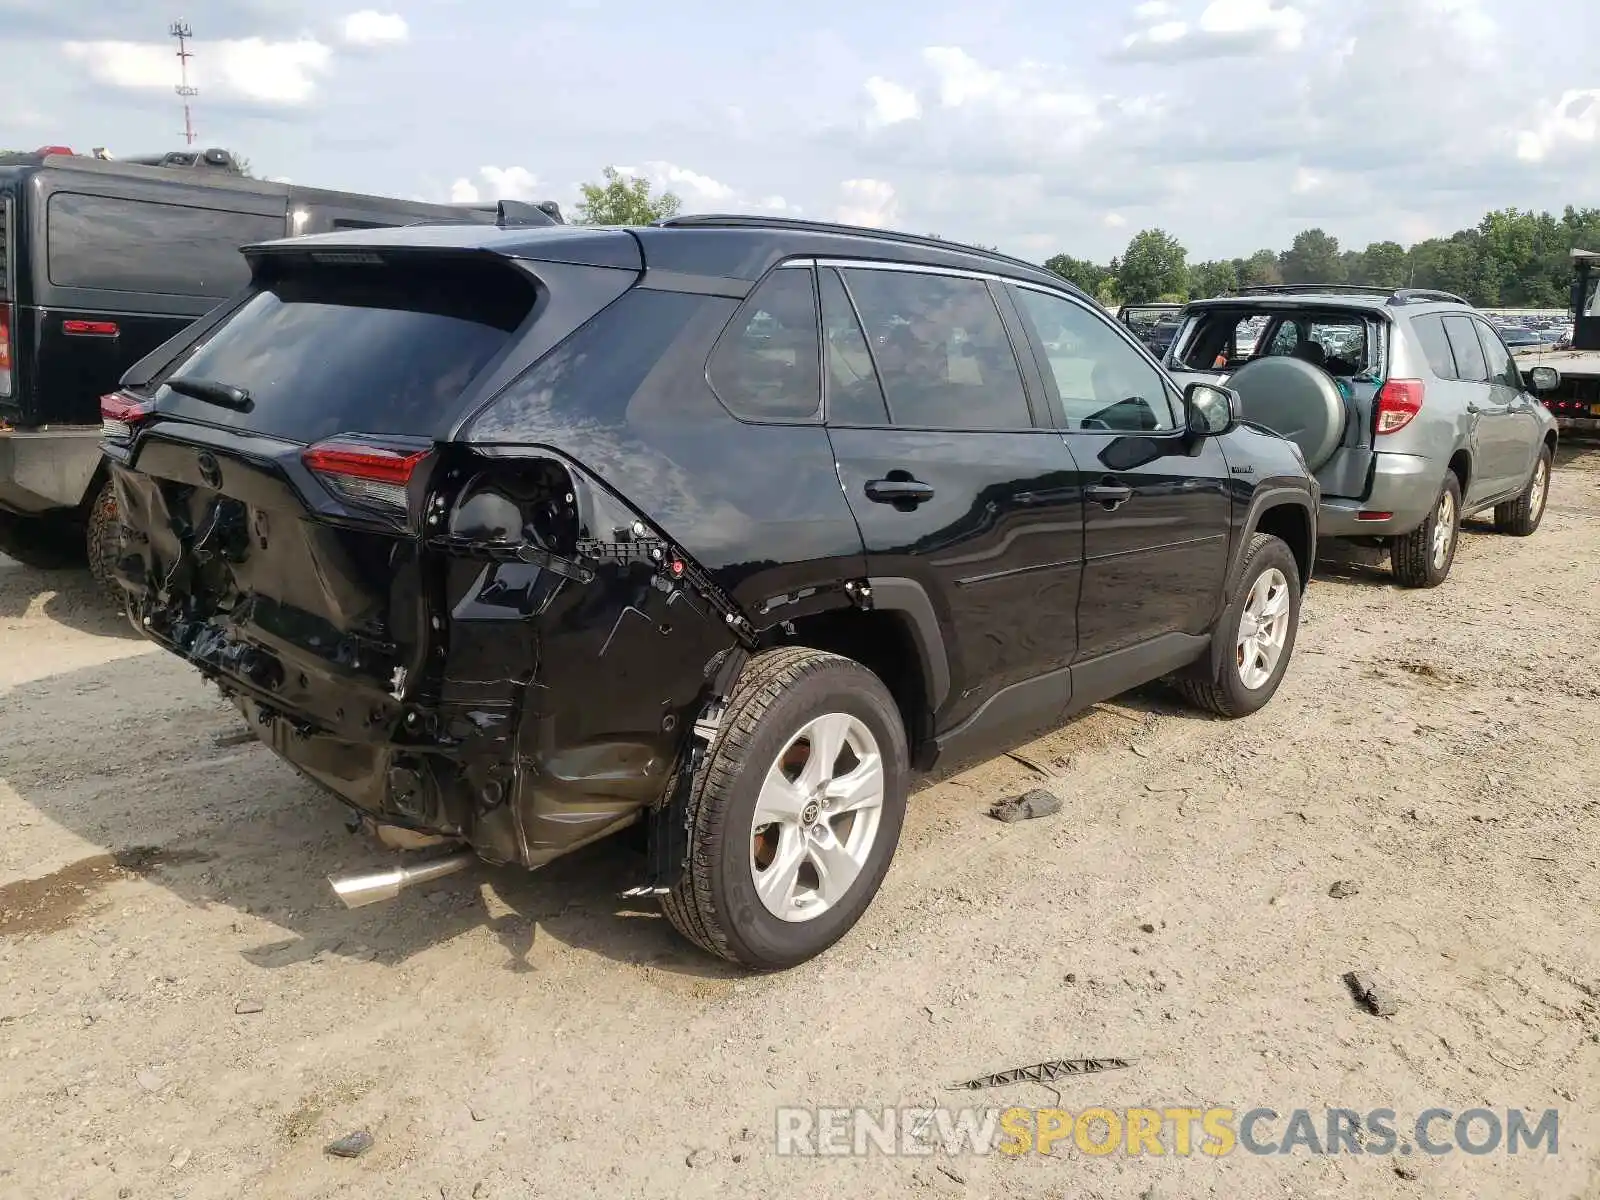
{"left": 1474, "top": 318, "right": 1542, "bottom": 496}
{"left": 1009, "top": 285, "right": 1232, "bottom": 663}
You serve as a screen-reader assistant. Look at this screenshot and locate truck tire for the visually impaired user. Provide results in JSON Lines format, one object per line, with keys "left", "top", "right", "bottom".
{"left": 662, "top": 646, "right": 909, "bottom": 970}
{"left": 0, "top": 509, "right": 85, "bottom": 570}
{"left": 1492, "top": 445, "right": 1551, "bottom": 537}
{"left": 1391, "top": 473, "right": 1460, "bottom": 588}
{"left": 85, "top": 480, "right": 127, "bottom": 610}
{"left": 1173, "top": 532, "right": 1301, "bottom": 718}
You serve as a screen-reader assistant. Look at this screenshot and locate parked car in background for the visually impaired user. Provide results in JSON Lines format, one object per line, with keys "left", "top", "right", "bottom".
{"left": 1116, "top": 303, "right": 1184, "bottom": 356}
{"left": 0, "top": 145, "right": 557, "bottom": 594}
{"left": 102, "top": 215, "right": 1317, "bottom": 969}
{"left": 1165, "top": 284, "right": 1559, "bottom": 588}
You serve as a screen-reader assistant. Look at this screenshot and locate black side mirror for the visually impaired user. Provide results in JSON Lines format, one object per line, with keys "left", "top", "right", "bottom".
{"left": 1525, "top": 365, "right": 1560, "bottom": 394}
{"left": 1185, "top": 381, "right": 1240, "bottom": 436}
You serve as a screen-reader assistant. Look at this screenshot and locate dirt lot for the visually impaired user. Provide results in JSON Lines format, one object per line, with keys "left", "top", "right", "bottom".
{"left": 3, "top": 446, "right": 1600, "bottom": 1200}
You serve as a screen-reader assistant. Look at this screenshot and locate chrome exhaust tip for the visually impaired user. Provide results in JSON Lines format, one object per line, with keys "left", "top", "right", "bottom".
{"left": 327, "top": 851, "right": 477, "bottom": 909}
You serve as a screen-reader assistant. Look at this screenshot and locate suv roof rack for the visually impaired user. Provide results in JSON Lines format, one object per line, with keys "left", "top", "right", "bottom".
{"left": 1228, "top": 283, "right": 1469, "bottom": 307}
{"left": 651, "top": 214, "right": 1063, "bottom": 285}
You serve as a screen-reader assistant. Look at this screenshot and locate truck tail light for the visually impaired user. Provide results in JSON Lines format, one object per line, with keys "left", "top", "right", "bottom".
{"left": 0, "top": 303, "right": 12, "bottom": 399}
{"left": 1374, "top": 379, "right": 1424, "bottom": 435}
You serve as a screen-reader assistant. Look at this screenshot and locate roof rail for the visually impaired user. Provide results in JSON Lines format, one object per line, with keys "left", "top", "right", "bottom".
{"left": 651, "top": 213, "right": 1064, "bottom": 285}
{"left": 1233, "top": 283, "right": 1393, "bottom": 297}
{"left": 1387, "top": 288, "right": 1467, "bottom": 305}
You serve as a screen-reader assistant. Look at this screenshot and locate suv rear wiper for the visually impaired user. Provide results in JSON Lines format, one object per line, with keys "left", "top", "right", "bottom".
{"left": 165, "top": 377, "right": 254, "bottom": 413}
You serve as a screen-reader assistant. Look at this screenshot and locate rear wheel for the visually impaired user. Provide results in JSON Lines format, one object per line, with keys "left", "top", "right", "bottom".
{"left": 0, "top": 508, "right": 85, "bottom": 570}
{"left": 1174, "top": 532, "right": 1301, "bottom": 718}
{"left": 662, "top": 646, "right": 909, "bottom": 970}
{"left": 1390, "top": 473, "right": 1460, "bottom": 588}
{"left": 1493, "top": 445, "right": 1551, "bottom": 537}
{"left": 85, "top": 479, "right": 127, "bottom": 610}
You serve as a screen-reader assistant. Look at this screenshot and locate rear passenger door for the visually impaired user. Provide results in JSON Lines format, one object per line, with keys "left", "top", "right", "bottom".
{"left": 821, "top": 262, "right": 1084, "bottom": 740}
{"left": 1439, "top": 314, "right": 1510, "bottom": 503}
{"left": 1008, "top": 284, "right": 1232, "bottom": 664}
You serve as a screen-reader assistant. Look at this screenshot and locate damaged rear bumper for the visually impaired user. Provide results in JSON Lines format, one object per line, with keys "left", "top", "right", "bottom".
{"left": 111, "top": 443, "right": 748, "bottom": 872}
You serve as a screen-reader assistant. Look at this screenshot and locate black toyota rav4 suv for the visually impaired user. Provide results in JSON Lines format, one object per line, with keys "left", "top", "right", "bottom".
{"left": 104, "top": 216, "right": 1317, "bottom": 969}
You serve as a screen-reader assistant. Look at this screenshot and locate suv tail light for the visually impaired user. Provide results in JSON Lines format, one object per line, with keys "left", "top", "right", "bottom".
{"left": 101, "top": 390, "right": 153, "bottom": 442}
{"left": 303, "top": 439, "right": 429, "bottom": 513}
{"left": 1374, "top": 379, "right": 1424, "bottom": 435}
{"left": 0, "top": 303, "right": 11, "bottom": 399}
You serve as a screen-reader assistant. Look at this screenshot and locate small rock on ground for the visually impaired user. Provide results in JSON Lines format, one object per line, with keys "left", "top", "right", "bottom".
{"left": 1328, "top": 880, "right": 1362, "bottom": 899}
{"left": 1344, "top": 970, "right": 1400, "bottom": 1017}
{"left": 989, "top": 789, "right": 1063, "bottom": 823}
{"left": 326, "top": 1131, "right": 374, "bottom": 1158}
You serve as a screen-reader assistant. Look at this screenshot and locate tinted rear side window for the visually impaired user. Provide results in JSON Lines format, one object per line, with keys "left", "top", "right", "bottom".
{"left": 157, "top": 261, "right": 534, "bottom": 442}
{"left": 706, "top": 266, "right": 821, "bottom": 422}
{"left": 1442, "top": 315, "right": 1488, "bottom": 382}
{"left": 819, "top": 267, "right": 889, "bottom": 425}
{"left": 1412, "top": 315, "right": 1457, "bottom": 379}
{"left": 842, "top": 269, "right": 1031, "bottom": 430}
{"left": 47, "top": 192, "right": 284, "bottom": 297}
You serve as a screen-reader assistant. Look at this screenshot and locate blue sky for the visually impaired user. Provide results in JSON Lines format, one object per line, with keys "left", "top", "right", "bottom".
{"left": 1, "top": 0, "right": 1596, "bottom": 262}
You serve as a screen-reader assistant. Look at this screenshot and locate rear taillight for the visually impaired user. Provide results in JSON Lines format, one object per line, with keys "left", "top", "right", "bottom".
{"left": 101, "top": 390, "right": 153, "bottom": 443}
{"left": 302, "top": 439, "right": 429, "bottom": 513}
{"left": 0, "top": 303, "right": 12, "bottom": 399}
{"left": 1374, "top": 379, "right": 1424, "bottom": 435}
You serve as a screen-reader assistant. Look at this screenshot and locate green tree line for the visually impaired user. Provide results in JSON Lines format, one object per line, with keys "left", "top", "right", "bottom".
{"left": 1046, "top": 207, "right": 1600, "bottom": 309}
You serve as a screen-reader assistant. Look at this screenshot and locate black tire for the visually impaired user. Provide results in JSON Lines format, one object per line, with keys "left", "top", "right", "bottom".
{"left": 1174, "top": 532, "right": 1301, "bottom": 718}
{"left": 85, "top": 479, "right": 128, "bottom": 610}
{"left": 0, "top": 508, "right": 85, "bottom": 569}
{"left": 1390, "top": 472, "right": 1461, "bottom": 589}
{"left": 661, "top": 646, "right": 909, "bottom": 970}
{"left": 1493, "top": 445, "right": 1551, "bottom": 537}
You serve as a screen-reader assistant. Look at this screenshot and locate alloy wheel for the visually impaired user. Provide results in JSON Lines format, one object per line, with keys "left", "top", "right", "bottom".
{"left": 1236, "top": 567, "right": 1291, "bottom": 690}
{"left": 749, "top": 712, "right": 885, "bottom": 923}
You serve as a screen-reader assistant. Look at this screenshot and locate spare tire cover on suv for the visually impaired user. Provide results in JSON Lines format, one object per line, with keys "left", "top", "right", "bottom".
{"left": 1223, "top": 355, "right": 1347, "bottom": 471}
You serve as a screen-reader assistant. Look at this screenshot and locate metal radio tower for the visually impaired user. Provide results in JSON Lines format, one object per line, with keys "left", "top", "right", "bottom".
{"left": 170, "top": 20, "right": 198, "bottom": 145}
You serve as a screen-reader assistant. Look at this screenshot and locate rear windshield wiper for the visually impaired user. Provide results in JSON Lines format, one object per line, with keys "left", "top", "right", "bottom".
{"left": 165, "top": 377, "right": 254, "bottom": 413}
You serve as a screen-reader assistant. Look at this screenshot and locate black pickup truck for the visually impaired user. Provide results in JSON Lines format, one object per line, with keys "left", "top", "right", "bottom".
{"left": 0, "top": 146, "right": 552, "bottom": 593}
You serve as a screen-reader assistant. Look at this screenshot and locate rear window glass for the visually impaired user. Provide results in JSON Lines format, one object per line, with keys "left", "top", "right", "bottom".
{"left": 1442, "top": 315, "right": 1488, "bottom": 382}
{"left": 157, "top": 262, "right": 534, "bottom": 442}
{"left": 47, "top": 192, "right": 283, "bottom": 297}
{"left": 1412, "top": 315, "right": 1457, "bottom": 379}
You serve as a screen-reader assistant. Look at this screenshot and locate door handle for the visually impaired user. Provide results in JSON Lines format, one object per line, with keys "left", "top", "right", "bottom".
{"left": 1086, "top": 481, "right": 1134, "bottom": 508}
{"left": 865, "top": 478, "right": 935, "bottom": 505}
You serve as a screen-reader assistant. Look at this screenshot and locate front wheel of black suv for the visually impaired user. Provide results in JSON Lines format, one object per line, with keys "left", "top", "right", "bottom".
{"left": 661, "top": 646, "right": 909, "bottom": 970}
{"left": 1173, "top": 532, "right": 1302, "bottom": 718}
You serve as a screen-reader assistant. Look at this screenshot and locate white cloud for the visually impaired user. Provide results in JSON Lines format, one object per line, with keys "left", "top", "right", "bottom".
{"left": 617, "top": 161, "right": 798, "bottom": 215}
{"left": 449, "top": 165, "right": 542, "bottom": 204}
{"left": 1117, "top": 0, "right": 1307, "bottom": 61}
{"left": 864, "top": 76, "right": 920, "bottom": 127}
{"left": 1516, "top": 90, "right": 1600, "bottom": 162}
{"left": 1103, "top": 213, "right": 1128, "bottom": 229}
{"left": 835, "top": 179, "right": 898, "bottom": 227}
{"left": 1291, "top": 167, "right": 1321, "bottom": 193}
{"left": 61, "top": 37, "right": 333, "bottom": 106}
{"left": 341, "top": 10, "right": 409, "bottom": 46}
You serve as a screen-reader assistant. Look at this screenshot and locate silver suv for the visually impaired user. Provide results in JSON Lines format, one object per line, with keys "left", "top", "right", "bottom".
{"left": 1165, "top": 286, "right": 1560, "bottom": 587}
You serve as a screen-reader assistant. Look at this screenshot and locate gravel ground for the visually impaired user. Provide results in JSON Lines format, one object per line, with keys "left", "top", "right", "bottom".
{"left": 3, "top": 444, "right": 1599, "bottom": 1200}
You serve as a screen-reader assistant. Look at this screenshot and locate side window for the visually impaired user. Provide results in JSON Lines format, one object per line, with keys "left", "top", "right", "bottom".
{"left": 1267, "top": 320, "right": 1304, "bottom": 356}
{"left": 1412, "top": 315, "right": 1458, "bottom": 380}
{"left": 1442, "top": 315, "right": 1488, "bottom": 382}
{"left": 706, "top": 266, "right": 821, "bottom": 421}
{"left": 1012, "top": 287, "right": 1177, "bottom": 432}
{"left": 1474, "top": 320, "right": 1521, "bottom": 389}
{"left": 841, "top": 269, "right": 1031, "bottom": 430}
{"left": 46, "top": 192, "right": 284, "bottom": 297}
{"left": 818, "top": 268, "right": 889, "bottom": 425}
